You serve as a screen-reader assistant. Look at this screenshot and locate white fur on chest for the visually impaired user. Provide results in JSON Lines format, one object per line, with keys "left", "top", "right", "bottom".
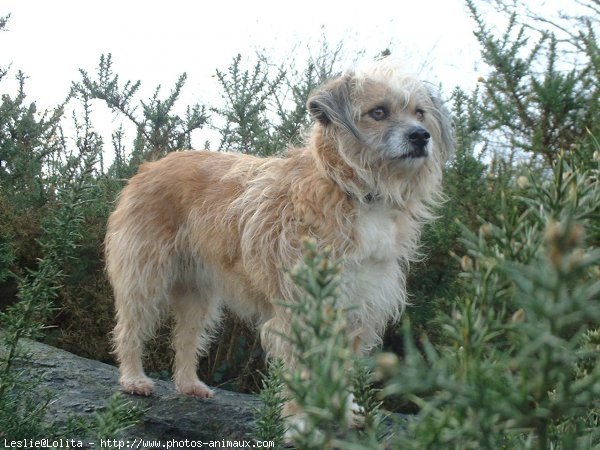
{"left": 335, "top": 205, "right": 412, "bottom": 351}
{"left": 353, "top": 205, "right": 403, "bottom": 262}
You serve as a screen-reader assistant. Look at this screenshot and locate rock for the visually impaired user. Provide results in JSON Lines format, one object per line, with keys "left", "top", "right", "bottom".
{"left": 10, "top": 337, "right": 262, "bottom": 444}
{"left": 4, "top": 337, "right": 410, "bottom": 448}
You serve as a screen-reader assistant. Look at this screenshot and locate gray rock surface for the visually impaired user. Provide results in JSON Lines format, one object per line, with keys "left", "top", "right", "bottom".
{"left": 12, "top": 338, "right": 262, "bottom": 445}
{"left": 5, "top": 337, "right": 410, "bottom": 448}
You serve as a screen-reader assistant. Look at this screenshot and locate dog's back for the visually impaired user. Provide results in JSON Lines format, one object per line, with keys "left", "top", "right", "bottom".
{"left": 106, "top": 151, "right": 242, "bottom": 297}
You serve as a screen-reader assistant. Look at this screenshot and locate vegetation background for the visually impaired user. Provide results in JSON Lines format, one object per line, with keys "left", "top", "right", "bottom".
{"left": 0, "top": 0, "right": 598, "bottom": 447}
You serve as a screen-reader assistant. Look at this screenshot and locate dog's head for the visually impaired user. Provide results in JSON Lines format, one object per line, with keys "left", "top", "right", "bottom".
{"left": 307, "top": 61, "right": 454, "bottom": 205}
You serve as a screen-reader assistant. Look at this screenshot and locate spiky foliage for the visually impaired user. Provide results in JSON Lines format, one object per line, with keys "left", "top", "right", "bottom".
{"left": 212, "top": 54, "right": 286, "bottom": 155}
{"left": 0, "top": 99, "right": 100, "bottom": 440}
{"left": 278, "top": 240, "right": 354, "bottom": 449}
{"left": 258, "top": 240, "right": 388, "bottom": 449}
{"left": 467, "top": 0, "right": 599, "bottom": 164}
{"left": 380, "top": 150, "right": 600, "bottom": 450}
{"left": 74, "top": 53, "right": 209, "bottom": 172}
{"left": 212, "top": 43, "right": 343, "bottom": 157}
{"left": 255, "top": 361, "right": 287, "bottom": 448}
{"left": 0, "top": 30, "right": 141, "bottom": 436}
{"left": 92, "top": 394, "right": 143, "bottom": 444}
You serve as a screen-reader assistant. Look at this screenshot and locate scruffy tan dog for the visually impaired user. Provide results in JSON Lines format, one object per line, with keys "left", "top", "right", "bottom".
{"left": 106, "top": 61, "right": 454, "bottom": 407}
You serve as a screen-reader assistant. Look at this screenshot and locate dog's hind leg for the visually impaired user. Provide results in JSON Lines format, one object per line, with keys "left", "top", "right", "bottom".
{"left": 113, "top": 290, "right": 163, "bottom": 396}
{"left": 171, "top": 291, "right": 221, "bottom": 398}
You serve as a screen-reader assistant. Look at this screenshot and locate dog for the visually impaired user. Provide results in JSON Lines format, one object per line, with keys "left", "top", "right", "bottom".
{"left": 105, "top": 60, "right": 454, "bottom": 411}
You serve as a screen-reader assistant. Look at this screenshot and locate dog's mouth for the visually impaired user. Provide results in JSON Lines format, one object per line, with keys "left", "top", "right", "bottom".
{"left": 400, "top": 147, "right": 428, "bottom": 159}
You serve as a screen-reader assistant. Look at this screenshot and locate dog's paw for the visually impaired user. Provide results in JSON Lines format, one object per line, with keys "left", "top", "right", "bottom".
{"left": 283, "top": 414, "right": 309, "bottom": 445}
{"left": 347, "top": 393, "right": 366, "bottom": 428}
{"left": 176, "top": 380, "right": 214, "bottom": 398}
{"left": 120, "top": 376, "right": 155, "bottom": 396}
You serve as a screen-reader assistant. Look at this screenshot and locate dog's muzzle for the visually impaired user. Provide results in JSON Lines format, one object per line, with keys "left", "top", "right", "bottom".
{"left": 404, "top": 126, "right": 431, "bottom": 159}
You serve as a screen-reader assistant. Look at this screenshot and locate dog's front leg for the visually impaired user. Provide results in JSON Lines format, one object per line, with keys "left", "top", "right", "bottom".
{"left": 260, "top": 316, "right": 308, "bottom": 439}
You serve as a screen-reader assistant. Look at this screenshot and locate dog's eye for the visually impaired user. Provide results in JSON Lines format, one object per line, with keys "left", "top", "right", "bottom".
{"left": 368, "top": 107, "right": 389, "bottom": 121}
{"left": 416, "top": 108, "right": 425, "bottom": 121}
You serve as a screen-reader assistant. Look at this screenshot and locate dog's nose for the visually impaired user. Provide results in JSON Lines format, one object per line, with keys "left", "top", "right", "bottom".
{"left": 407, "top": 127, "right": 431, "bottom": 150}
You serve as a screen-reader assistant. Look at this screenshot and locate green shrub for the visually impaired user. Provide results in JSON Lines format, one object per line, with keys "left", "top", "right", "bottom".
{"left": 255, "top": 361, "right": 286, "bottom": 448}
{"left": 380, "top": 151, "right": 600, "bottom": 449}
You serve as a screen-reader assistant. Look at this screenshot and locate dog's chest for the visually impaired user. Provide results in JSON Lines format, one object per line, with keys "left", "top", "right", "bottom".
{"left": 353, "top": 206, "right": 404, "bottom": 262}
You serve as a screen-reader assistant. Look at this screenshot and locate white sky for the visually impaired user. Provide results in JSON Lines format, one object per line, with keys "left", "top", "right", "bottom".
{"left": 1, "top": 0, "right": 482, "bottom": 97}
{"left": 0, "top": 0, "right": 578, "bottom": 152}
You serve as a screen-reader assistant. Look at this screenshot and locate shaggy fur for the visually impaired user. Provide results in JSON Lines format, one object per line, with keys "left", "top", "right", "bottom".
{"left": 105, "top": 61, "right": 454, "bottom": 404}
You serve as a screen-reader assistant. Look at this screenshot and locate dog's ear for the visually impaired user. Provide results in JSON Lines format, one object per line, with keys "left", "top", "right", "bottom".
{"left": 426, "top": 84, "right": 455, "bottom": 161}
{"left": 307, "top": 86, "right": 335, "bottom": 125}
{"left": 307, "top": 75, "right": 359, "bottom": 137}
{"left": 307, "top": 75, "right": 352, "bottom": 125}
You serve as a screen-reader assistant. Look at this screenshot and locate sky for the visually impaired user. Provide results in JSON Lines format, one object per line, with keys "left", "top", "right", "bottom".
{"left": 1, "top": 0, "right": 482, "bottom": 100}
{"left": 0, "top": 0, "right": 576, "bottom": 151}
